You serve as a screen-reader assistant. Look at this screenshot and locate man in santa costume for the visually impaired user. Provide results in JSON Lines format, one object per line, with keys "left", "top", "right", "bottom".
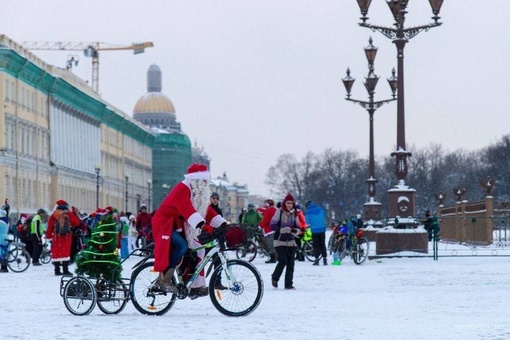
{"left": 45, "top": 199, "right": 80, "bottom": 275}
{"left": 152, "top": 163, "right": 227, "bottom": 296}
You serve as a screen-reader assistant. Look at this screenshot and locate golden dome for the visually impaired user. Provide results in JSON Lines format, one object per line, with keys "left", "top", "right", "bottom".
{"left": 133, "top": 93, "right": 175, "bottom": 114}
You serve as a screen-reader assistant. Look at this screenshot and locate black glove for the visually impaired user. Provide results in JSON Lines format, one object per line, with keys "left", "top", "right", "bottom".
{"left": 196, "top": 221, "right": 205, "bottom": 229}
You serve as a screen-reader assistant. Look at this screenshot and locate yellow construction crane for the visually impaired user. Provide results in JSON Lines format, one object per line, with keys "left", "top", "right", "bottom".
{"left": 21, "top": 41, "right": 154, "bottom": 92}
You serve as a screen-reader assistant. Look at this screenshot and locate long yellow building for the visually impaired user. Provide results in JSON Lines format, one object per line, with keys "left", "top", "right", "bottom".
{"left": 0, "top": 34, "right": 154, "bottom": 218}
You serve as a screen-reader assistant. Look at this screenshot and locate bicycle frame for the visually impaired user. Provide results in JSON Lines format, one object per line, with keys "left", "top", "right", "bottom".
{"left": 180, "top": 239, "right": 232, "bottom": 291}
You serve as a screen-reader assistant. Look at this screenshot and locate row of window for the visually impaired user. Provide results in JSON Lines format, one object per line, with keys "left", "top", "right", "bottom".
{"left": 4, "top": 78, "right": 48, "bottom": 116}
{"left": 4, "top": 115, "right": 50, "bottom": 160}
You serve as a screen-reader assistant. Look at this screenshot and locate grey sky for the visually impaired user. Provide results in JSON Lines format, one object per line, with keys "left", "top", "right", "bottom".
{"left": 2, "top": 1, "right": 508, "bottom": 196}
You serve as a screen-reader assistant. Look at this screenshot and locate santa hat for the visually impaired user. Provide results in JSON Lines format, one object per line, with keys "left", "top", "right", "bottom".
{"left": 56, "top": 199, "right": 68, "bottom": 206}
{"left": 184, "top": 163, "right": 210, "bottom": 181}
{"left": 21, "top": 213, "right": 28, "bottom": 219}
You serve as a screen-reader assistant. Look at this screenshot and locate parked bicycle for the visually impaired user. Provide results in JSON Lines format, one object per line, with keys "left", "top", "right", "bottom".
{"left": 332, "top": 226, "right": 369, "bottom": 265}
{"left": 130, "top": 230, "right": 264, "bottom": 317}
{"left": 0, "top": 238, "right": 31, "bottom": 272}
{"left": 40, "top": 240, "right": 51, "bottom": 264}
{"left": 294, "top": 227, "right": 320, "bottom": 262}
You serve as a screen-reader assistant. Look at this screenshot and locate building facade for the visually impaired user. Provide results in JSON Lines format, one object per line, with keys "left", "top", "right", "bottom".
{"left": 0, "top": 35, "right": 153, "bottom": 219}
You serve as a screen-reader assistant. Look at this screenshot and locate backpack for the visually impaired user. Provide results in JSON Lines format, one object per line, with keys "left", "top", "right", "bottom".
{"left": 17, "top": 215, "right": 34, "bottom": 239}
{"left": 53, "top": 209, "right": 71, "bottom": 235}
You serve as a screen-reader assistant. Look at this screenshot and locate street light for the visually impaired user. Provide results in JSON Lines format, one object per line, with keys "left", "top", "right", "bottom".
{"left": 125, "top": 174, "right": 129, "bottom": 212}
{"left": 355, "top": 0, "right": 444, "bottom": 216}
{"left": 342, "top": 37, "right": 397, "bottom": 219}
{"left": 147, "top": 179, "right": 152, "bottom": 212}
{"left": 94, "top": 166, "right": 101, "bottom": 209}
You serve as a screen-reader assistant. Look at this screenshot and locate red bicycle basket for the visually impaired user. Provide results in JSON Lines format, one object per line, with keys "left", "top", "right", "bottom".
{"left": 225, "top": 226, "right": 247, "bottom": 247}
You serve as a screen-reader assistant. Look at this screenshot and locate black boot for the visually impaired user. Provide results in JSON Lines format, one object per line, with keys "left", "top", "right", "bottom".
{"left": 0, "top": 263, "right": 8, "bottom": 272}
{"left": 265, "top": 254, "right": 276, "bottom": 264}
{"left": 54, "top": 263, "right": 62, "bottom": 276}
{"left": 323, "top": 258, "right": 328, "bottom": 266}
{"left": 62, "top": 261, "right": 71, "bottom": 275}
{"left": 312, "top": 259, "right": 319, "bottom": 266}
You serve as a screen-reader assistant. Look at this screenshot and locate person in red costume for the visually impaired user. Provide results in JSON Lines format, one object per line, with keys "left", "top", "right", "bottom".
{"left": 260, "top": 199, "right": 277, "bottom": 264}
{"left": 45, "top": 199, "right": 80, "bottom": 275}
{"left": 151, "top": 164, "right": 226, "bottom": 296}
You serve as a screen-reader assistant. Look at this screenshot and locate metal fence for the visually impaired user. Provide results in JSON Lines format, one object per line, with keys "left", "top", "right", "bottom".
{"left": 365, "top": 215, "right": 510, "bottom": 261}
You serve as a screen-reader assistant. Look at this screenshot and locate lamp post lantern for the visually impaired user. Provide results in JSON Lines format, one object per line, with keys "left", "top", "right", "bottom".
{"left": 355, "top": 0, "right": 444, "bottom": 217}
{"left": 94, "top": 166, "right": 101, "bottom": 209}
{"left": 342, "top": 37, "right": 397, "bottom": 219}
{"left": 147, "top": 179, "right": 152, "bottom": 212}
{"left": 125, "top": 175, "right": 129, "bottom": 212}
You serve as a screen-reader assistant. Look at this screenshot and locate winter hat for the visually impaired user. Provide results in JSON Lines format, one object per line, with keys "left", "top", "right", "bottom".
{"left": 265, "top": 199, "right": 275, "bottom": 207}
{"left": 282, "top": 193, "right": 296, "bottom": 212}
{"left": 56, "top": 199, "right": 68, "bottom": 206}
{"left": 21, "top": 213, "right": 28, "bottom": 219}
{"left": 184, "top": 163, "right": 210, "bottom": 181}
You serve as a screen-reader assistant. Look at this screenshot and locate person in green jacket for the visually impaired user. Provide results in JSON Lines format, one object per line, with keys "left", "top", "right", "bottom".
{"left": 241, "top": 204, "right": 263, "bottom": 257}
{"left": 30, "top": 208, "right": 47, "bottom": 266}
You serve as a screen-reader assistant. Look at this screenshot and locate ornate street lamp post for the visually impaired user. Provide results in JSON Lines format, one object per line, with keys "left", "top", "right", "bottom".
{"left": 342, "top": 37, "right": 397, "bottom": 219}
{"left": 355, "top": 0, "right": 444, "bottom": 217}
{"left": 94, "top": 166, "right": 101, "bottom": 209}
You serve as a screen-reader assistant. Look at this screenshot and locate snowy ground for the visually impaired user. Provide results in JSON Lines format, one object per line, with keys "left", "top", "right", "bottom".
{"left": 2, "top": 233, "right": 510, "bottom": 340}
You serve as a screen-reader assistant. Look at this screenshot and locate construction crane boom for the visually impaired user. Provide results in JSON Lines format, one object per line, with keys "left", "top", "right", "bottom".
{"left": 21, "top": 41, "right": 154, "bottom": 92}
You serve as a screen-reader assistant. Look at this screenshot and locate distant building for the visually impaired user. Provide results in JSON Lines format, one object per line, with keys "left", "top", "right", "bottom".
{"left": 209, "top": 173, "right": 249, "bottom": 224}
{"left": 133, "top": 65, "right": 191, "bottom": 209}
{"left": 191, "top": 141, "right": 210, "bottom": 168}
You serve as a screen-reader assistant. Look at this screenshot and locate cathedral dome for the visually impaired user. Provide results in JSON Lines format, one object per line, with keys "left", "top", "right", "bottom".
{"left": 133, "top": 64, "right": 175, "bottom": 114}
{"left": 133, "top": 92, "right": 175, "bottom": 114}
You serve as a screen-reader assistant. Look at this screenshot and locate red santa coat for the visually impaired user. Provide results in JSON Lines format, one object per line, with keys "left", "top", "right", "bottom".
{"left": 45, "top": 209, "right": 80, "bottom": 262}
{"left": 152, "top": 181, "right": 226, "bottom": 272}
{"left": 260, "top": 206, "right": 277, "bottom": 236}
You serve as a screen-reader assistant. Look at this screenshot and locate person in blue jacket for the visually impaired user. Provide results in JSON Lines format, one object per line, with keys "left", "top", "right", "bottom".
{"left": 305, "top": 201, "right": 327, "bottom": 265}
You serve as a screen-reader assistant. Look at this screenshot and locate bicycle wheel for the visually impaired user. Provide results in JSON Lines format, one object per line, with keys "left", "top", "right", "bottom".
{"left": 7, "top": 248, "right": 31, "bottom": 272}
{"left": 303, "top": 241, "right": 319, "bottom": 262}
{"left": 130, "top": 261, "right": 177, "bottom": 316}
{"left": 209, "top": 259, "right": 264, "bottom": 317}
{"left": 40, "top": 249, "right": 51, "bottom": 264}
{"left": 63, "top": 276, "right": 97, "bottom": 316}
{"left": 97, "top": 279, "right": 129, "bottom": 314}
{"left": 352, "top": 237, "right": 369, "bottom": 265}
{"left": 235, "top": 241, "right": 257, "bottom": 262}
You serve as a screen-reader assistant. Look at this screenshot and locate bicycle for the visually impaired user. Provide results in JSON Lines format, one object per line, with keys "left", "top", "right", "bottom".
{"left": 0, "top": 238, "right": 31, "bottom": 272}
{"left": 333, "top": 227, "right": 369, "bottom": 265}
{"left": 130, "top": 229, "right": 264, "bottom": 317}
{"left": 40, "top": 240, "right": 51, "bottom": 264}
{"left": 294, "top": 227, "right": 320, "bottom": 262}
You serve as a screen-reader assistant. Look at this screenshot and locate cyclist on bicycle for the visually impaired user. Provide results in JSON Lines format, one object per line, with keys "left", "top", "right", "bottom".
{"left": 135, "top": 204, "right": 152, "bottom": 248}
{"left": 152, "top": 164, "right": 226, "bottom": 296}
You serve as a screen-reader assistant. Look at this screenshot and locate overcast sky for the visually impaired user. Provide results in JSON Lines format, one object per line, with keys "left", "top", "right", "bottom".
{"left": 2, "top": 1, "right": 509, "bottom": 197}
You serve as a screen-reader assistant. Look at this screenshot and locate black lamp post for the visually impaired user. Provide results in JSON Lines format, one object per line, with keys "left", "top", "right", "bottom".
{"left": 94, "top": 166, "right": 101, "bottom": 209}
{"left": 355, "top": 0, "right": 444, "bottom": 216}
{"left": 125, "top": 175, "right": 129, "bottom": 212}
{"left": 342, "top": 37, "right": 397, "bottom": 219}
{"left": 147, "top": 179, "right": 152, "bottom": 212}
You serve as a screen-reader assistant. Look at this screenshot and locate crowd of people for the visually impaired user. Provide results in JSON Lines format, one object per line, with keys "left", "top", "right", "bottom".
{"left": 0, "top": 162, "right": 338, "bottom": 295}
{"left": 0, "top": 197, "right": 157, "bottom": 274}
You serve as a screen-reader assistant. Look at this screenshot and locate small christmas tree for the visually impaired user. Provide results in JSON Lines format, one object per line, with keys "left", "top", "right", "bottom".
{"left": 75, "top": 209, "right": 122, "bottom": 281}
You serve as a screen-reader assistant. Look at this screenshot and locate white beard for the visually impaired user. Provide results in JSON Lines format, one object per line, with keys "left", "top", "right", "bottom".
{"left": 190, "top": 179, "right": 210, "bottom": 218}
{"left": 185, "top": 179, "right": 210, "bottom": 247}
